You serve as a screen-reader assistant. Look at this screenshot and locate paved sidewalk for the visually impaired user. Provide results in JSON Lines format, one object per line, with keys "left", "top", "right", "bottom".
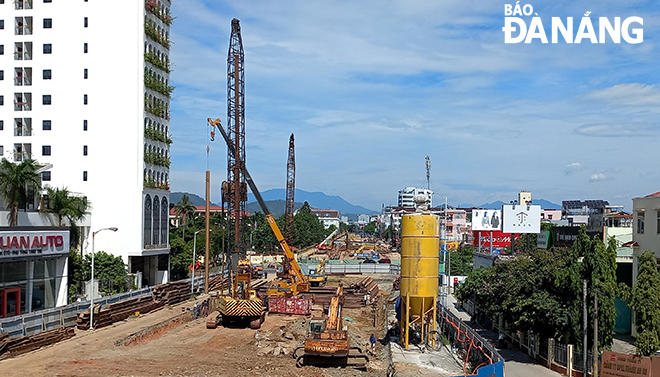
{"left": 446, "top": 294, "right": 562, "bottom": 377}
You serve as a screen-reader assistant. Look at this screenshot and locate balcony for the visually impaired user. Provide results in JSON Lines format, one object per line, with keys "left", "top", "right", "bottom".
{"left": 13, "top": 151, "right": 32, "bottom": 162}
{"left": 15, "top": 0, "right": 33, "bottom": 10}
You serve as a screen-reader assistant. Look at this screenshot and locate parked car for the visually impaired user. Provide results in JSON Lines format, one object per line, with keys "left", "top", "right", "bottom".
{"left": 378, "top": 258, "right": 391, "bottom": 264}
{"left": 362, "top": 259, "right": 377, "bottom": 264}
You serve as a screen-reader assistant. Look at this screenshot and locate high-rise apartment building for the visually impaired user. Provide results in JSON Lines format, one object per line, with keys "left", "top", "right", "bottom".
{"left": 398, "top": 187, "right": 433, "bottom": 208}
{"left": 0, "top": 0, "right": 173, "bottom": 287}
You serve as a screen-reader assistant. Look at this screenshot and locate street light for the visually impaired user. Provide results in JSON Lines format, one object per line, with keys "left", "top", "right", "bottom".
{"left": 90, "top": 227, "right": 118, "bottom": 330}
{"left": 192, "top": 229, "right": 210, "bottom": 297}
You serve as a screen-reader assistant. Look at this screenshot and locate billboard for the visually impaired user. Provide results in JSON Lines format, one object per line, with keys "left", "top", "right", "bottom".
{"left": 471, "top": 209, "right": 502, "bottom": 231}
{"left": 472, "top": 230, "right": 518, "bottom": 249}
{"left": 601, "top": 351, "right": 651, "bottom": 377}
{"left": 0, "top": 229, "right": 70, "bottom": 259}
{"left": 502, "top": 204, "right": 541, "bottom": 234}
{"left": 537, "top": 231, "right": 549, "bottom": 249}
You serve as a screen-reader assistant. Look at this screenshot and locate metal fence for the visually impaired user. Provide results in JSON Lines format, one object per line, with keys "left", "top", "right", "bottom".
{"left": 554, "top": 342, "right": 568, "bottom": 367}
{"left": 538, "top": 336, "right": 549, "bottom": 359}
{"left": 0, "top": 287, "right": 153, "bottom": 338}
{"left": 572, "top": 348, "right": 594, "bottom": 373}
{"left": 438, "top": 305, "right": 504, "bottom": 365}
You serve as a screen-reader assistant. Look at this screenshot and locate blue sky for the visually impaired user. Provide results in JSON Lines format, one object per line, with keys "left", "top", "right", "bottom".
{"left": 168, "top": 0, "right": 660, "bottom": 211}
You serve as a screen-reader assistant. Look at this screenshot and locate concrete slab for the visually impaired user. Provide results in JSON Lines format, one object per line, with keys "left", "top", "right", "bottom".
{"left": 390, "top": 342, "right": 463, "bottom": 377}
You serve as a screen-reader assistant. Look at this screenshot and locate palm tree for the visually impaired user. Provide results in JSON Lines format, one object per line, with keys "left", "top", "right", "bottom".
{"left": 175, "top": 194, "right": 196, "bottom": 239}
{"left": 41, "top": 187, "right": 91, "bottom": 226}
{"left": 41, "top": 187, "right": 91, "bottom": 250}
{"left": 0, "top": 158, "right": 42, "bottom": 227}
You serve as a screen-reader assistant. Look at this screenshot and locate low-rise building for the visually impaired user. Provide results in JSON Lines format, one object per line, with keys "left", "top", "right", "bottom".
{"left": 311, "top": 209, "right": 340, "bottom": 229}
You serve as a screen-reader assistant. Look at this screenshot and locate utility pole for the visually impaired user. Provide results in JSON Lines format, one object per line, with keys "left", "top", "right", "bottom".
{"left": 425, "top": 156, "right": 431, "bottom": 190}
{"left": 593, "top": 291, "right": 599, "bottom": 377}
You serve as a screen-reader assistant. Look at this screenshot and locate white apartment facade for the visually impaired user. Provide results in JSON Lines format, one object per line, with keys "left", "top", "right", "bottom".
{"left": 0, "top": 0, "right": 173, "bottom": 287}
{"left": 398, "top": 186, "right": 433, "bottom": 208}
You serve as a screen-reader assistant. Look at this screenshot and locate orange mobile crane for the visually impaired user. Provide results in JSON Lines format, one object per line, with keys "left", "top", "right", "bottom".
{"left": 210, "top": 118, "right": 311, "bottom": 301}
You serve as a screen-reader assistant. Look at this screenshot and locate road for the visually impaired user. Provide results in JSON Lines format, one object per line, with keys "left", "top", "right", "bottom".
{"left": 446, "top": 294, "right": 562, "bottom": 377}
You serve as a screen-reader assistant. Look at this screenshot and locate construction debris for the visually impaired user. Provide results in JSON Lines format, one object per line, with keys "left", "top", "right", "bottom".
{"left": 76, "top": 295, "right": 162, "bottom": 330}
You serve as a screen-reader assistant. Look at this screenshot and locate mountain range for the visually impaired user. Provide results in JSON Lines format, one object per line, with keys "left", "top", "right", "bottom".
{"left": 171, "top": 189, "right": 378, "bottom": 216}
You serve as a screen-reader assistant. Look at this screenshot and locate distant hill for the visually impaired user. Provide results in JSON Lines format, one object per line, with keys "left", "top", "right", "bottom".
{"left": 247, "top": 189, "right": 377, "bottom": 215}
{"left": 170, "top": 192, "right": 207, "bottom": 206}
{"left": 246, "top": 200, "right": 304, "bottom": 218}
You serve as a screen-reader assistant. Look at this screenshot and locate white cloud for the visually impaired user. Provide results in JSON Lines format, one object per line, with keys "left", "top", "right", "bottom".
{"left": 589, "top": 173, "right": 607, "bottom": 182}
{"left": 588, "top": 83, "right": 660, "bottom": 107}
{"left": 565, "top": 162, "right": 583, "bottom": 175}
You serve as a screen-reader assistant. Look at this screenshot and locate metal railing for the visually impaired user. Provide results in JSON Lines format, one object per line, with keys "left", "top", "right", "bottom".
{"left": 572, "top": 348, "right": 594, "bottom": 373}
{"left": 554, "top": 342, "right": 568, "bottom": 367}
{"left": 438, "top": 305, "right": 504, "bottom": 365}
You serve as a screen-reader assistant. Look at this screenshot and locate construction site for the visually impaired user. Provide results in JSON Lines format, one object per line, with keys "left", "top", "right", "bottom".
{"left": 0, "top": 18, "right": 504, "bottom": 377}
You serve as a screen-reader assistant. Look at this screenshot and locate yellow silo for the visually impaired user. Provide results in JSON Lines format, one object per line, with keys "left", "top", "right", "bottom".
{"left": 400, "top": 213, "right": 439, "bottom": 349}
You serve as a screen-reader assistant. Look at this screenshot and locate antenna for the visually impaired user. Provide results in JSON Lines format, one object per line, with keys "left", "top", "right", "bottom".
{"left": 425, "top": 155, "right": 431, "bottom": 190}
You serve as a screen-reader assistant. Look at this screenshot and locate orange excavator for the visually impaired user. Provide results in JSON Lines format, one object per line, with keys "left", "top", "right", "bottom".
{"left": 293, "top": 285, "right": 369, "bottom": 368}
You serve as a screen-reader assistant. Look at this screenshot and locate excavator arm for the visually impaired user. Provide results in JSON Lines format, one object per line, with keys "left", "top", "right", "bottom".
{"left": 209, "top": 118, "right": 308, "bottom": 288}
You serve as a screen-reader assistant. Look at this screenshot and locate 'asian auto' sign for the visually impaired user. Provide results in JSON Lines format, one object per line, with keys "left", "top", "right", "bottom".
{"left": 0, "top": 229, "right": 70, "bottom": 259}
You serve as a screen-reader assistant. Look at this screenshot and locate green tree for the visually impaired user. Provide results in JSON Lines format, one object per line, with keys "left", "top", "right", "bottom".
{"left": 68, "top": 249, "right": 85, "bottom": 302}
{"left": 0, "top": 158, "right": 42, "bottom": 226}
{"left": 582, "top": 235, "right": 618, "bottom": 350}
{"left": 292, "top": 202, "right": 326, "bottom": 248}
{"left": 82, "top": 251, "right": 129, "bottom": 295}
{"left": 363, "top": 221, "right": 377, "bottom": 235}
{"left": 450, "top": 246, "right": 474, "bottom": 276}
{"left": 174, "top": 194, "right": 196, "bottom": 227}
{"left": 629, "top": 250, "right": 660, "bottom": 356}
{"left": 41, "top": 187, "right": 91, "bottom": 249}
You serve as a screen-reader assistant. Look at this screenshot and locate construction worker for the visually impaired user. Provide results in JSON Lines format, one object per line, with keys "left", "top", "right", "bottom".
{"left": 369, "top": 333, "right": 376, "bottom": 354}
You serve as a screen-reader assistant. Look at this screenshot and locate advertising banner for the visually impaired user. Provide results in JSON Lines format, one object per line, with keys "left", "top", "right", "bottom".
{"left": 537, "top": 231, "right": 549, "bottom": 249}
{"left": 472, "top": 230, "right": 518, "bottom": 248}
{"left": 471, "top": 209, "right": 502, "bottom": 231}
{"left": 502, "top": 204, "right": 541, "bottom": 234}
{"left": 601, "top": 351, "right": 651, "bottom": 377}
{"left": 0, "top": 229, "right": 70, "bottom": 259}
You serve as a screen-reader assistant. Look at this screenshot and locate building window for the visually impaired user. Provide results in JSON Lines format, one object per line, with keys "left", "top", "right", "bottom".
{"left": 83, "top": 43, "right": 87, "bottom": 53}
{"left": 83, "top": 119, "right": 87, "bottom": 131}
{"left": 0, "top": 20, "right": 4, "bottom": 30}
{"left": 42, "top": 145, "right": 51, "bottom": 156}
{"left": 42, "top": 120, "right": 51, "bottom": 130}
{"left": 0, "top": 146, "right": 3, "bottom": 156}
{"left": 0, "top": 70, "right": 3, "bottom": 80}
{"left": 0, "top": 120, "right": 3, "bottom": 130}
{"left": 42, "top": 171, "right": 51, "bottom": 181}
{"left": 144, "top": 195, "right": 152, "bottom": 247}
{"left": 161, "top": 197, "right": 168, "bottom": 245}
{"left": 83, "top": 171, "right": 88, "bottom": 181}
{"left": 83, "top": 145, "right": 87, "bottom": 155}
{"left": 43, "top": 44, "right": 52, "bottom": 54}
{"left": 42, "top": 95, "right": 51, "bottom": 105}
{"left": 153, "top": 195, "right": 160, "bottom": 245}
{"left": 84, "top": 68, "right": 88, "bottom": 79}
{"left": 43, "top": 0, "right": 51, "bottom": 3}
{"left": 43, "top": 18, "right": 52, "bottom": 29}
{"left": 0, "top": 45, "right": 3, "bottom": 55}
{"left": 657, "top": 211, "right": 660, "bottom": 234}
{"left": 0, "top": 95, "right": 3, "bottom": 106}
{"left": 84, "top": 17, "right": 88, "bottom": 27}
{"left": 83, "top": 94, "right": 87, "bottom": 104}
{"left": 638, "top": 212, "right": 645, "bottom": 234}
{"left": 43, "top": 69, "right": 51, "bottom": 79}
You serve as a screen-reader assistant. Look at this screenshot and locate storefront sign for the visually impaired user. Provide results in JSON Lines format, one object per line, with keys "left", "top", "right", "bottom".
{"left": 472, "top": 230, "right": 519, "bottom": 248}
{"left": 0, "top": 229, "right": 70, "bottom": 259}
{"left": 601, "top": 351, "right": 651, "bottom": 377}
{"left": 537, "top": 231, "right": 548, "bottom": 249}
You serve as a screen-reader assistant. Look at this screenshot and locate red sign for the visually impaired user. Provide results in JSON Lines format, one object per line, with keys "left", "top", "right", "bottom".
{"left": 472, "top": 231, "right": 519, "bottom": 248}
{"left": 0, "top": 235, "right": 64, "bottom": 249}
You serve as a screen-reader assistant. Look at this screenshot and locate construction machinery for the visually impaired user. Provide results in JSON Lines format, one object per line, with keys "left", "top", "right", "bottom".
{"left": 211, "top": 117, "right": 310, "bottom": 300}
{"left": 293, "top": 285, "right": 369, "bottom": 368}
{"left": 307, "top": 259, "right": 327, "bottom": 287}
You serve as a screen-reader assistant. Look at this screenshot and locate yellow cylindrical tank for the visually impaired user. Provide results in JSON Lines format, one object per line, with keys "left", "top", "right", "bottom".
{"left": 400, "top": 213, "right": 439, "bottom": 348}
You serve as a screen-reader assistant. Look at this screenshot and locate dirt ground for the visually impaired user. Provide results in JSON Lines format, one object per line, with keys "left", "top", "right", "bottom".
{"left": 0, "top": 276, "right": 395, "bottom": 377}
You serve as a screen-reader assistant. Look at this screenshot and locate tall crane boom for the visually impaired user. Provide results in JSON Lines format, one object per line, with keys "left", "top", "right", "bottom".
{"left": 209, "top": 118, "right": 309, "bottom": 295}
{"left": 285, "top": 134, "right": 296, "bottom": 244}
{"left": 227, "top": 18, "right": 246, "bottom": 255}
